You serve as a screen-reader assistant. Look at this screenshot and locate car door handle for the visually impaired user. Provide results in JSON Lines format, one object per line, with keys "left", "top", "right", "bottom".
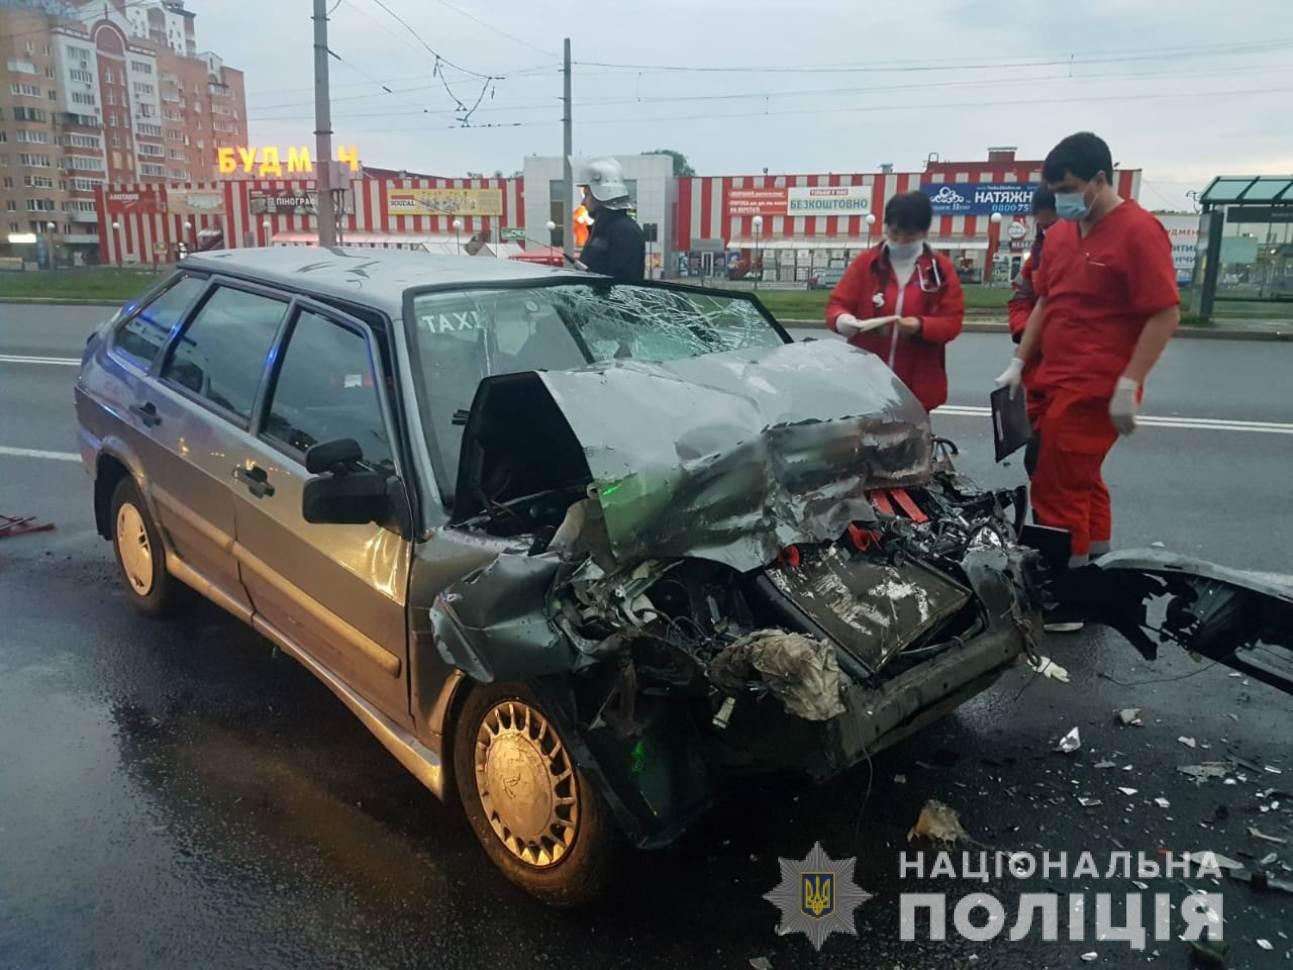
{"left": 129, "top": 401, "right": 161, "bottom": 427}
{"left": 233, "top": 464, "right": 275, "bottom": 499}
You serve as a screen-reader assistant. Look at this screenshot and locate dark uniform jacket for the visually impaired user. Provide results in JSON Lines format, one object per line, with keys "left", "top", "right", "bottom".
{"left": 581, "top": 208, "right": 645, "bottom": 282}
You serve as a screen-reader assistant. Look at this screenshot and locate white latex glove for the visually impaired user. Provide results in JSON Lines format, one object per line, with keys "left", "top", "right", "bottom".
{"left": 994, "top": 357, "right": 1024, "bottom": 398}
{"left": 1110, "top": 376, "right": 1139, "bottom": 435}
{"left": 834, "top": 312, "right": 863, "bottom": 338}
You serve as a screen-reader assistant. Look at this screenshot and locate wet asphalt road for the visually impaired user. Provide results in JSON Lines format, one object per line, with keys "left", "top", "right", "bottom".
{"left": 2, "top": 304, "right": 1292, "bottom": 969}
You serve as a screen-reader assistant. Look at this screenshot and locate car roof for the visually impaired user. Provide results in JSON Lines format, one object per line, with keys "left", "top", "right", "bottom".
{"left": 180, "top": 246, "right": 593, "bottom": 317}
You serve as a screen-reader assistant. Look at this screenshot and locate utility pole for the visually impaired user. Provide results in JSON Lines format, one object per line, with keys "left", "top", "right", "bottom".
{"left": 312, "top": 0, "right": 337, "bottom": 248}
{"left": 561, "top": 37, "right": 573, "bottom": 261}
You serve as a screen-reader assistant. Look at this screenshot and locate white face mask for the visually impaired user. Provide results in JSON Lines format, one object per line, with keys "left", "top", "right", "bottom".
{"left": 886, "top": 240, "right": 922, "bottom": 261}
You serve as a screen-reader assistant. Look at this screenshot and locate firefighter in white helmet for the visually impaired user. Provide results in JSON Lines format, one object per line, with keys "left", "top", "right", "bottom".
{"left": 578, "top": 157, "right": 645, "bottom": 282}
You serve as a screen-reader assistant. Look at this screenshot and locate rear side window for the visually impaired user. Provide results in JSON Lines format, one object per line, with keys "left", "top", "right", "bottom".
{"left": 161, "top": 286, "right": 287, "bottom": 421}
{"left": 113, "top": 275, "right": 206, "bottom": 367}
{"left": 263, "top": 309, "right": 393, "bottom": 470}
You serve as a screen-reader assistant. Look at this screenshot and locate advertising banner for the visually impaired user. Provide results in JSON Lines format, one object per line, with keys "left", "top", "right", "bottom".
{"left": 786, "top": 185, "right": 871, "bottom": 216}
{"left": 729, "top": 187, "right": 788, "bottom": 216}
{"left": 167, "top": 188, "right": 225, "bottom": 218}
{"left": 249, "top": 191, "right": 352, "bottom": 217}
{"left": 104, "top": 189, "right": 161, "bottom": 216}
{"left": 922, "top": 182, "right": 1039, "bottom": 216}
{"left": 1155, "top": 213, "right": 1201, "bottom": 284}
{"left": 387, "top": 187, "right": 503, "bottom": 217}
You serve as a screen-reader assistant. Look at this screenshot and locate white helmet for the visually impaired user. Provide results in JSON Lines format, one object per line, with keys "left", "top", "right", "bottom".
{"left": 580, "top": 157, "right": 629, "bottom": 204}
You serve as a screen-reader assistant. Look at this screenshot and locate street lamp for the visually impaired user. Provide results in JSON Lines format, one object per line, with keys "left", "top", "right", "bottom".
{"left": 452, "top": 217, "right": 464, "bottom": 255}
{"left": 111, "top": 220, "right": 122, "bottom": 268}
{"left": 751, "top": 214, "right": 764, "bottom": 289}
{"left": 545, "top": 219, "right": 557, "bottom": 248}
{"left": 988, "top": 212, "right": 1004, "bottom": 286}
{"left": 262, "top": 218, "right": 272, "bottom": 246}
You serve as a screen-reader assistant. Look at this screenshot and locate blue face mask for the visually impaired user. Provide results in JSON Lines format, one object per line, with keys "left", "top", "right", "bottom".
{"left": 1055, "top": 191, "right": 1090, "bottom": 222}
{"left": 886, "top": 240, "right": 923, "bottom": 261}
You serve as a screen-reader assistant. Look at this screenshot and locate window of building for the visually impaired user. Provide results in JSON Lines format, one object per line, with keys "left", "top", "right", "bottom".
{"left": 4, "top": 201, "right": 15, "bottom": 212}
{"left": 114, "top": 275, "right": 207, "bottom": 368}
{"left": 139, "top": 162, "right": 164, "bottom": 176}
{"left": 0, "top": 132, "right": 5, "bottom": 143}
{"left": 15, "top": 130, "right": 50, "bottom": 143}
{"left": 48, "top": 88, "right": 57, "bottom": 100}
{"left": 136, "top": 122, "right": 162, "bottom": 137}
{"left": 133, "top": 81, "right": 154, "bottom": 97}
{"left": 264, "top": 310, "right": 392, "bottom": 468}
{"left": 25, "top": 198, "right": 55, "bottom": 212}
{"left": 1, "top": 177, "right": 11, "bottom": 188}
{"left": 67, "top": 155, "right": 104, "bottom": 171}
{"left": 161, "top": 286, "right": 288, "bottom": 420}
{"left": 12, "top": 107, "right": 46, "bottom": 122}
{"left": 71, "top": 91, "right": 96, "bottom": 107}
{"left": 137, "top": 142, "right": 163, "bottom": 157}
{"left": 105, "top": 91, "right": 116, "bottom": 106}
{"left": 111, "top": 133, "right": 121, "bottom": 147}
{"left": 45, "top": 66, "right": 55, "bottom": 79}
{"left": 65, "top": 134, "right": 101, "bottom": 149}
{"left": 69, "top": 68, "right": 94, "bottom": 83}
{"left": 10, "top": 82, "right": 42, "bottom": 98}
{"left": 7, "top": 222, "right": 18, "bottom": 233}
{"left": 23, "top": 175, "right": 54, "bottom": 188}
{"left": 104, "top": 68, "right": 114, "bottom": 83}
{"left": 130, "top": 60, "right": 153, "bottom": 75}
{"left": 66, "top": 45, "right": 90, "bottom": 60}
{"left": 72, "top": 178, "right": 102, "bottom": 191}
{"left": 138, "top": 103, "right": 154, "bottom": 118}
{"left": 6, "top": 59, "right": 36, "bottom": 74}
{"left": 19, "top": 153, "right": 51, "bottom": 168}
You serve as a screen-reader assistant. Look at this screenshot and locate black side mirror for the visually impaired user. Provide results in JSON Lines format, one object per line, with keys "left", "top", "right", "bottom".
{"left": 305, "top": 437, "right": 363, "bottom": 474}
{"left": 303, "top": 469, "right": 389, "bottom": 525}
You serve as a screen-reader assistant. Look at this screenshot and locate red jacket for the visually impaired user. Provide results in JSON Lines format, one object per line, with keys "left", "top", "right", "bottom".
{"left": 826, "top": 244, "right": 964, "bottom": 411}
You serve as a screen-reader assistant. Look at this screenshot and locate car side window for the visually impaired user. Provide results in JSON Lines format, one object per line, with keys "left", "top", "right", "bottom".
{"left": 160, "top": 286, "right": 287, "bottom": 421}
{"left": 113, "top": 275, "right": 206, "bottom": 368}
{"left": 263, "top": 309, "right": 394, "bottom": 470}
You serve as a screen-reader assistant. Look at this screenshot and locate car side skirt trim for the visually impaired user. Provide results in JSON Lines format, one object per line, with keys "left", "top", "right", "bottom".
{"left": 232, "top": 542, "right": 403, "bottom": 679}
{"left": 164, "top": 551, "right": 253, "bottom": 624}
{"left": 251, "top": 614, "right": 446, "bottom": 800}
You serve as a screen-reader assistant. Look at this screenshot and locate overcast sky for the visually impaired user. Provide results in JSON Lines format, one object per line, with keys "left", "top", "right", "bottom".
{"left": 195, "top": 0, "right": 1292, "bottom": 208}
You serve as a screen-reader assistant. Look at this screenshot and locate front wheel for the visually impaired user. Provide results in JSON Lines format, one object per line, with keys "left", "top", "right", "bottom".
{"left": 452, "top": 684, "right": 622, "bottom": 906}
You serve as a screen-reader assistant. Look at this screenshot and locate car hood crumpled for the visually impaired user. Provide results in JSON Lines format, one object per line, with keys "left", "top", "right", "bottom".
{"left": 535, "top": 339, "right": 933, "bottom": 572}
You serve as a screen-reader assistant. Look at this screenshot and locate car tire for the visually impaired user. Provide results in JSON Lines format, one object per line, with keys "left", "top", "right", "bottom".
{"left": 109, "top": 476, "right": 180, "bottom": 617}
{"left": 453, "top": 683, "right": 622, "bottom": 907}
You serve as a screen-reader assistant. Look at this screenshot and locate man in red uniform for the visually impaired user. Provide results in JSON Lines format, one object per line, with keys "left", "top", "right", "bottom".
{"left": 826, "top": 191, "right": 964, "bottom": 412}
{"left": 996, "top": 132, "right": 1179, "bottom": 573}
{"left": 1007, "top": 187, "right": 1058, "bottom": 432}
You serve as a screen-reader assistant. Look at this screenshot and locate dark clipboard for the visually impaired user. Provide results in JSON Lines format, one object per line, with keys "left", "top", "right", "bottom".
{"left": 990, "top": 384, "right": 1031, "bottom": 462}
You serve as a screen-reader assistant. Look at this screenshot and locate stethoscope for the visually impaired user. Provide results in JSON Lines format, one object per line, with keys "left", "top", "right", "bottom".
{"left": 872, "top": 243, "right": 946, "bottom": 295}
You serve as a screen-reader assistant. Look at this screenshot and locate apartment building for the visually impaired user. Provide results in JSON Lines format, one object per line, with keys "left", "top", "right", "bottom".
{"left": 0, "top": 0, "right": 246, "bottom": 264}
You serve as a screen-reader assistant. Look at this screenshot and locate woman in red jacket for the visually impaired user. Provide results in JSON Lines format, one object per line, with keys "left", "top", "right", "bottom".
{"left": 825, "top": 191, "right": 965, "bottom": 411}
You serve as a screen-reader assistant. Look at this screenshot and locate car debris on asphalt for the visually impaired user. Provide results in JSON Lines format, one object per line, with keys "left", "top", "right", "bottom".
{"left": 1055, "top": 727, "right": 1082, "bottom": 754}
{"left": 907, "top": 800, "right": 969, "bottom": 844}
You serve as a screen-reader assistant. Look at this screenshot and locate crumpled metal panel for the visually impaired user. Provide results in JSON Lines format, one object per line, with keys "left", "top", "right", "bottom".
{"left": 537, "top": 340, "right": 932, "bottom": 571}
{"left": 708, "top": 629, "right": 848, "bottom": 721}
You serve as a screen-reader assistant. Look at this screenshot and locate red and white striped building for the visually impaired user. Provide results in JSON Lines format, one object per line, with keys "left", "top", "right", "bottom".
{"left": 96, "top": 173, "right": 526, "bottom": 266}
{"left": 97, "top": 148, "right": 1141, "bottom": 282}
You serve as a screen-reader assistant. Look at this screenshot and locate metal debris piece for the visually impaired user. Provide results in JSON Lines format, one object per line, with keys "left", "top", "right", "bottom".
{"left": 1080, "top": 954, "right": 1098, "bottom": 963}
{"left": 1031, "top": 654, "right": 1070, "bottom": 683}
{"left": 0, "top": 513, "right": 55, "bottom": 539}
{"left": 1257, "top": 939, "right": 1273, "bottom": 951}
{"left": 894, "top": 774, "right": 907, "bottom": 785}
{"left": 749, "top": 957, "right": 773, "bottom": 969}
{"left": 907, "top": 800, "right": 969, "bottom": 845}
{"left": 1179, "top": 763, "right": 1231, "bottom": 784}
{"left": 1133, "top": 880, "right": 1149, "bottom": 890}
{"left": 1264, "top": 765, "right": 1283, "bottom": 775}
{"left": 1260, "top": 853, "right": 1278, "bottom": 866}
{"left": 1248, "top": 826, "right": 1288, "bottom": 845}
{"left": 1116, "top": 708, "right": 1144, "bottom": 727}
{"left": 709, "top": 629, "right": 846, "bottom": 722}
{"left": 1118, "top": 787, "right": 1139, "bottom": 796}
{"left": 1155, "top": 797, "right": 1172, "bottom": 809}
{"left": 1055, "top": 727, "right": 1082, "bottom": 754}
{"left": 1186, "top": 851, "right": 1244, "bottom": 871}
{"left": 1094, "top": 761, "right": 1117, "bottom": 769}
{"left": 1179, "top": 736, "right": 1198, "bottom": 749}
{"left": 1078, "top": 797, "right": 1103, "bottom": 808}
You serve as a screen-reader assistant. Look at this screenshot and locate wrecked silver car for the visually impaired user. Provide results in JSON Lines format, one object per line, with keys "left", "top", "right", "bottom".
{"left": 75, "top": 248, "right": 1293, "bottom": 906}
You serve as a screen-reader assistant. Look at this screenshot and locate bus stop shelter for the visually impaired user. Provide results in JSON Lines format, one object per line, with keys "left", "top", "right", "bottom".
{"left": 1195, "top": 175, "right": 1293, "bottom": 319}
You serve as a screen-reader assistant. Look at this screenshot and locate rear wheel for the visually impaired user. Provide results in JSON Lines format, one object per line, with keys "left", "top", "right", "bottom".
{"left": 110, "top": 476, "right": 180, "bottom": 616}
{"left": 453, "top": 684, "right": 621, "bottom": 906}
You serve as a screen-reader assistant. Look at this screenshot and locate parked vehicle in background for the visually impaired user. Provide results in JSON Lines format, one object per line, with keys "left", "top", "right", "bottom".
{"left": 808, "top": 266, "right": 847, "bottom": 290}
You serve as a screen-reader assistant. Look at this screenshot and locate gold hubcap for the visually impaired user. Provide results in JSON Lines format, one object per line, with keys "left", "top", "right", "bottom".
{"left": 115, "top": 502, "right": 154, "bottom": 596}
{"left": 474, "top": 700, "right": 579, "bottom": 868}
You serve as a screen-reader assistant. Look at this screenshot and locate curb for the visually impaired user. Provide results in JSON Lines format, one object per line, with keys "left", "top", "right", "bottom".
{"left": 781, "top": 318, "right": 1293, "bottom": 342}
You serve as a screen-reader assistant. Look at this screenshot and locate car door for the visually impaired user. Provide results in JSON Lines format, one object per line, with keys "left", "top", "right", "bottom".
{"left": 228, "top": 299, "right": 412, "bottom": 722}
{"left": 86, "top": 273, "right": 254, "bottom": 620}
{"left": 145, "top": 280, "right": 291, "bottom": 619}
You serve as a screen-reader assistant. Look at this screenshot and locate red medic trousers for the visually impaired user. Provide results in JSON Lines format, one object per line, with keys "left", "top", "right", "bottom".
{"left": 1029, "top": 390, "right": 1119, "bottom": 559}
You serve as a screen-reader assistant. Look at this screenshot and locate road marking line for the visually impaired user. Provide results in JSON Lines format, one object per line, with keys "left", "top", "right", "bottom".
{"left": 936, "top": 405, "right": 1293, "bottom": 435}
{"left": 0, "top": 445, "right": 80, "bottom": 462}
{"left": 0, "top": 354, "right": 80, "bottom": 367}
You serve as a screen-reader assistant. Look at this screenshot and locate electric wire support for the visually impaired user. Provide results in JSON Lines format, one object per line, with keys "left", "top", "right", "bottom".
{"left": 0, "top": 513, "right": 54, "bottom": 540}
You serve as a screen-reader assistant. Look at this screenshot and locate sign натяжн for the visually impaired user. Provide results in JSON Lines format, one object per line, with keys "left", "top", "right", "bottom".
{"left": 922, "top": 182, "right": 1039, "bottom": 216}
